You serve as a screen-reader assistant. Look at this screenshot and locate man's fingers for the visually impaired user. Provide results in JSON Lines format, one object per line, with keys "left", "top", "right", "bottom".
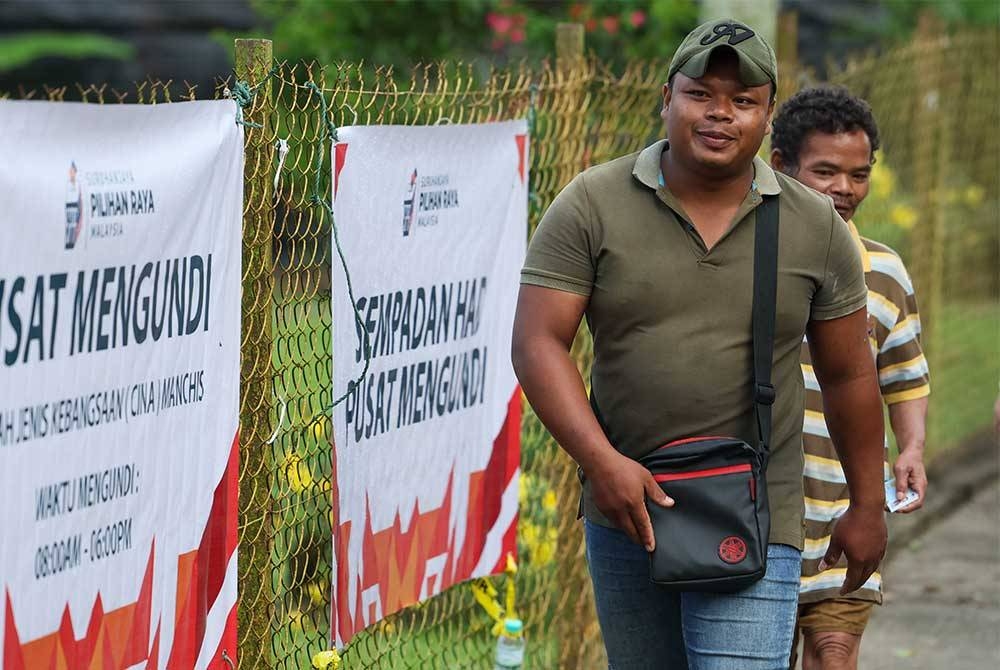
{"left": 630, "top": 503, "right": 656, "bottom": 552}
{"left": 644, "top": 477, "right": 674, "bottom": 508}
{"left": 840, "top": 560, "right": 876, "bottom": 595}
{"left": 894, "top": 465, "right": 911, "bottom": 501}
{"left": 614, "top": 513, "right": 642, "bottom": 547}
{"left": 818, "top": 540, "right": 843, "bottom": 573}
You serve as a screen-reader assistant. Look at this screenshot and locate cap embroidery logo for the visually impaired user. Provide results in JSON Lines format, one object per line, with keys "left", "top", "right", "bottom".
{"left": 700, "top": 21, "right": 755, "bottom": 47}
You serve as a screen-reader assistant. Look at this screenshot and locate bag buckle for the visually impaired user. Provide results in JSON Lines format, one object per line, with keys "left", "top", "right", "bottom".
{"left": 754, "top": 382, "right": 775, "bottom": 406}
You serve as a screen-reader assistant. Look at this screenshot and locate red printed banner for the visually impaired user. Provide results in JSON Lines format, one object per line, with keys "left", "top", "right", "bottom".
{"left": 0, "top": 100, "right": 243, "bottom": 668}
{"left": 331, "top": 122, "right": 528, "bottom": 646}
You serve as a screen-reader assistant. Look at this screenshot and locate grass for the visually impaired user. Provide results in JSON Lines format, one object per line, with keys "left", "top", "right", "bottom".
{"left": 922, "top": 300, "right": 999, "bottom": 461}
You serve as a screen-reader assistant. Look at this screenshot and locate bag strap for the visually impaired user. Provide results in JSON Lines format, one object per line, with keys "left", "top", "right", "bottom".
{"left": 751, "top": 194, "right": 779, "bottom": 458}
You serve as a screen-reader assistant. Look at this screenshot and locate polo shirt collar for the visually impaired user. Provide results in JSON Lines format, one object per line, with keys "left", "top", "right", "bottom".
{"left": 847, "top": 220, "right": 871, "bottom": 272}
{"left": 632, "top": 139, "right": 783, "bottom": 196}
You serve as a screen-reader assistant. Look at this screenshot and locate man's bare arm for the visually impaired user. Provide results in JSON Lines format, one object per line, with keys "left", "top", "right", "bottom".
{"left": 511, "top": 285, "right": 671, "bottom": 550}
{"left": 807, "top": 307, "right": 887, "bottom": 593}
{"left": 888, "top": 397, "right": 929, "bottom": 512}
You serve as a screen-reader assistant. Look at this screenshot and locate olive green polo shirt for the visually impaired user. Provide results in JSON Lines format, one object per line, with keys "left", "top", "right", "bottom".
{"left": 521, "top": 140, "right": 867, "bottom": 549}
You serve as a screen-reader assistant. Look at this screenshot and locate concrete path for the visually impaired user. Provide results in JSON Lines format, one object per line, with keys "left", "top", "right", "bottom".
{"left": 857, "top": 479, "right": 1000, "bottom": 669}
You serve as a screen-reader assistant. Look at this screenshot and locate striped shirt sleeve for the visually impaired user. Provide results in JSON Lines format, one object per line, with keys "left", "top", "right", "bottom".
{"left": 869, "top": 249, "right": 930, "bottom": 404}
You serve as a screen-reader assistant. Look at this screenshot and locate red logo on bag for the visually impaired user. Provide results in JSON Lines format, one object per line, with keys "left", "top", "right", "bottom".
{"left": 718, "top": 536, "right": 748, "bottom": 564}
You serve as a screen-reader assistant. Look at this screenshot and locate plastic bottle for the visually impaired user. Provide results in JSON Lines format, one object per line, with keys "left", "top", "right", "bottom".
{"left": 493, "top": 618, "right": 525, "bottom": 669}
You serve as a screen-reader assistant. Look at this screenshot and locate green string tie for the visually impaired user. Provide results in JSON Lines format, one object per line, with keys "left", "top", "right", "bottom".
{"left": 231, "top": 64, "right": 278, "bottom": 128}
{"left": 303, "top": 81, "right": 371, "bottom": 409}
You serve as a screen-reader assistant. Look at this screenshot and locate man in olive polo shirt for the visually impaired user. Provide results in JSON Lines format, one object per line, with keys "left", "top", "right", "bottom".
{"left": 511, "top": 19, "right": 888, "bottom": 669}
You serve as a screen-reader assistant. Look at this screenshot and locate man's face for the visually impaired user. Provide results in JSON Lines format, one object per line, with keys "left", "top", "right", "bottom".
{"left": 777, "top": 129, "right": 872, "bottom": 222}
{"left": 661, "top": 51, "right": 774, "bottom": 178}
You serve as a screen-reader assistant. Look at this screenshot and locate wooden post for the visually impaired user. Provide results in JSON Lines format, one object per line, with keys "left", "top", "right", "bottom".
{"left": 774, "top": 10, "right": 799, "bottom": 109}
{"left": 556, "top": 22, "right": 585, "bottom": 69}
{"left": 911, "top": 11, "right": 944, "bottom": 357}
{"left": 234, "top": 37, "right": 276, "bottom": 670}
{"left": 552, "top": 24, "right": 603, "bottom": 670}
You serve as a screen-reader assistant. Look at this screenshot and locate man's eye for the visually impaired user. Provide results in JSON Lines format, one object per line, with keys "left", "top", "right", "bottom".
{"left": 734, "top": 97, "right": 754, "bottom": 105}
{"left": 853, "top": 173, "right": 871, "bottom": 183}
{"left": 813, "top": 169, "right": 834, "bottom": 177}
{"left": 687, "top": 90, "right": 709, "bottom": 98}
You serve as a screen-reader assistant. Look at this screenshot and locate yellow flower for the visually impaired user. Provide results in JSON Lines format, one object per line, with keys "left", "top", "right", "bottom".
{"left": 869, "top": 154, "right": 895, "bottom": 200}
{"left": 963, "top": 184, "right": 985, "bottom": 207}
{"left": 541, "top": 490, "right": 557, "bottom": 513}
{"left": 531, "top": 532, "right": 558, "bottom": 566}
{"left": 311, "top": 415, "right": 330, "bottom": 442}
{"left": 519, "top": 520, "right": 539, "bottom": 548}
{"left": 283, "top": 453, "right": 314, "bottom": 493}
{"left": 518, "top": 474, "right": 533, "bottom": 505}
{"left": 889, "top": 204, "right": 918, "bottom": 230}
{"left": 289, "top": 608, "right": 305, "bottom": 633}
{"left": 312, "top": 650, "right": 342, "bottom": 669}
{"left": 307, "top": 580, "right": 327, "bottom": 607}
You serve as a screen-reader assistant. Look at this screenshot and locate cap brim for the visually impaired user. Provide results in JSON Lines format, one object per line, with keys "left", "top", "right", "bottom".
{"left": 676, "top": 45, "right": 772, "bottom": 87}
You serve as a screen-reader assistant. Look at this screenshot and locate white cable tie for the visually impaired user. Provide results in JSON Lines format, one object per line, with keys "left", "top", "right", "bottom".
{"left": 266, "top": 393, "right": 287, "bottom": 444}
{"left": 274, "top": 137, "right": 290, "bottom": 190}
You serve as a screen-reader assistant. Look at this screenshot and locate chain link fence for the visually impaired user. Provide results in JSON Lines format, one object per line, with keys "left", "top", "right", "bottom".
{"left": 4, "top": 22, "right": 996, "bottom": 670}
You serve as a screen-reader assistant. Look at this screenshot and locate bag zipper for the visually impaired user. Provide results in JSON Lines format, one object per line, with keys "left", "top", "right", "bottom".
{"left": 652, "top": 463, "right": 752, "bottom": 482}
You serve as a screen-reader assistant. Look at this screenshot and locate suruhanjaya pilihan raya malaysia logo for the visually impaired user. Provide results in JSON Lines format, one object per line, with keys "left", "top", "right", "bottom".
{"left": 401, "top": 169, "right": 461, "bottom": 236}
{"left": 402, "top": 168, "right": 418, "bottom": 236}
{"left": 63, "top": 165, "right": 157, "bottom": 249}
{"left": 65, "top": 161, "right": 84, "bottom": 249}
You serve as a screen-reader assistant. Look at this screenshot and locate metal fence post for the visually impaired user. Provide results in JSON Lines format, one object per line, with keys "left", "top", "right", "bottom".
{"left": 235, "top": 37, "right": 276, "bottom": 670}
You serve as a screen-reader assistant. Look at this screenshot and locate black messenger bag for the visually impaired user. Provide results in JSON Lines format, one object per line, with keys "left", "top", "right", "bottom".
{"left": 637, "top": 194, "right": 779, "bottom": 592}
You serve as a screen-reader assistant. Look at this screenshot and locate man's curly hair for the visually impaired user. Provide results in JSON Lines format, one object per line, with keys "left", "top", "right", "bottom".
{"left": 771, "top": 86, "right": 881, "bottom": 170}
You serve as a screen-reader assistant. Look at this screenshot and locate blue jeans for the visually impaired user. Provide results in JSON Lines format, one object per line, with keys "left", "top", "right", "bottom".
{"left": 585, "top": 520, "right": 800, "bottom": 670}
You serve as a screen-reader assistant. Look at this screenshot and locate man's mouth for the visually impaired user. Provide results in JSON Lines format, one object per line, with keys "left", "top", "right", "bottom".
{"left": 833, "top": 202, "right": 854, "bottom": 218}
{"left": 696, "top": 130, "right": 736, "bottom": 149}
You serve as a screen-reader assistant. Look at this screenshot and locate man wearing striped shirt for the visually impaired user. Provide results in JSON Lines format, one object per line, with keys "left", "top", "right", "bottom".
{"left": 771, "top": 86, "right": 931, "bottom": 670}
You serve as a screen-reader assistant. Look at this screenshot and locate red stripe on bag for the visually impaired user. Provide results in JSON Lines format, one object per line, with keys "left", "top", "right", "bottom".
{"left": 656, "top": 436, "right": 731, "bottom": 450}
{"left": 653, "top": 463, "right": 752, "bottom": 482}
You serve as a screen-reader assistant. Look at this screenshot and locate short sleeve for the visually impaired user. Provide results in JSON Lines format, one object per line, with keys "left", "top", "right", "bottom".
{"left": 810, "top": 203, "right": 868, "bottom": 321}
{"left": 520, "top": 174, "right": 597, "bottom": 297}
{"left": 874, "top": 254, "right": 930, "bottom": 404}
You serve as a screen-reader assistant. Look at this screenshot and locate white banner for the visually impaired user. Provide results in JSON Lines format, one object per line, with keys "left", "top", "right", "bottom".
{"left": 0, "top": 100, "right": 242, "bottom": 670}
{"left": 331, "top": 121, "right": 527, "bottom": 645}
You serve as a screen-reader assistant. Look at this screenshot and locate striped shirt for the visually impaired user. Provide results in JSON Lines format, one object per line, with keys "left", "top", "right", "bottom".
{"left": 799, "top": 221, "right": 930, "bottom": 605}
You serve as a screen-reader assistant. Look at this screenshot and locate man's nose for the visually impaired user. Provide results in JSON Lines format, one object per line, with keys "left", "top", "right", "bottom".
{"left": 830, "top": 174, "right": 852, "bottom": 194}
{"left": 705, "top": 98, "right": 734, "bottom": 121}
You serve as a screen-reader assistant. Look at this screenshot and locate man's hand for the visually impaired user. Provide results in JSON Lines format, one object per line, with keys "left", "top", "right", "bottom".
{"left": 587, "top": 451, "right": 674, "bottom": 551}
{"left": 893, "top": 448, "right": 927, "bottom": 513}
{"left": 819, "top": 505, "right": 887, "bottom": 594}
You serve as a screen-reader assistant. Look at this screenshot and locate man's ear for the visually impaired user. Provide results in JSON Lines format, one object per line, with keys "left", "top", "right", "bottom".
{"left": 660, "top": 83, "right": 672, "bottom": 121}
{"left": 764, "top": 100, "right": 775, "bottom": 136}
{"left": 770, "top": 148, "right": 786, "bottom": 172}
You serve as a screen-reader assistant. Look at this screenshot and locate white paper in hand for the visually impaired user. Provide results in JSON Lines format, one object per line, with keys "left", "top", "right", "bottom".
{"left": 884, "top": 478, "right": 920, "bottom": 512}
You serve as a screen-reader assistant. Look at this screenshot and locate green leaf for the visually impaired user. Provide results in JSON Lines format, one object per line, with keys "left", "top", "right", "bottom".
{"left": 0, "top": 32, "right": 134, "bottom": 72}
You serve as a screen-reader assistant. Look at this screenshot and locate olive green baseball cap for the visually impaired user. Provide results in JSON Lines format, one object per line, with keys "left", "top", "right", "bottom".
{"left": 668, "top": 18, "right": 777, "bottom": 88}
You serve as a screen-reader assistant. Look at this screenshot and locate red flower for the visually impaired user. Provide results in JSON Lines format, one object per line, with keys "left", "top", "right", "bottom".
{"left": 585, "top": 18, "right": 597, "bottom": 32}
{"left": 510, "top": 28, "right": 526, "bottom": 44}
{"left": 601, "top": 15, "right": 620, "bottom": 34}
{"left": 487, "top": 12, "right": 514, "bottom": 34}
{"left": 568, "top": 3, "right": 585, "bottom": 20}
{"left": 629, "top": 10, "right": 646, "bottom": 29}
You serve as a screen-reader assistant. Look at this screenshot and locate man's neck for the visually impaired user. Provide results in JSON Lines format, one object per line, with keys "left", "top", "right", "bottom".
{"left": 660, "top": 151, "right": 755, "bottom": 204}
